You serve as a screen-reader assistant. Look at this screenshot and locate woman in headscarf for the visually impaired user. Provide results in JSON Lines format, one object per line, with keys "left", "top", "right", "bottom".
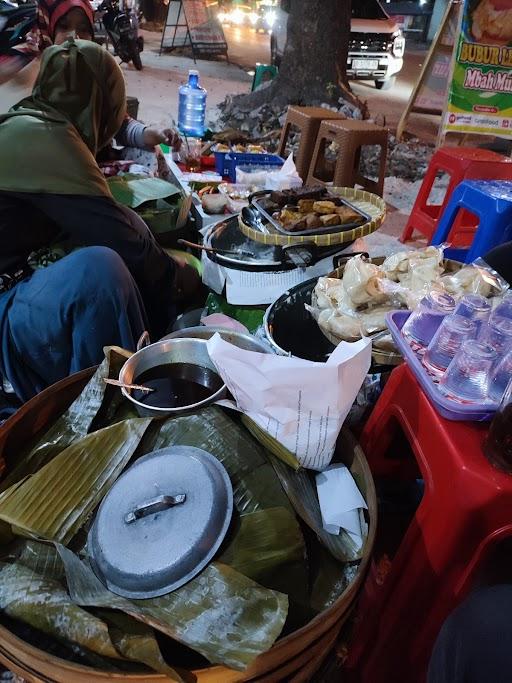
{"left": 0, "top": 38, "right": 193, "bottom": 417}
{"left": 0, "top": 0, "right": 180, "bottom": 150}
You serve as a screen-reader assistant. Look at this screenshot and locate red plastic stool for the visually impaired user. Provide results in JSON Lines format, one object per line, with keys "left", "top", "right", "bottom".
{"left": 401, "top": 147, "right": 512, "bottom": 244}
{"left": 345, "top": 363, "right": 512, "bottom": 683}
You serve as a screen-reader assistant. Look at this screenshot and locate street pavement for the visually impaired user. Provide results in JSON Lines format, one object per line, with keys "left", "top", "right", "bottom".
{"left": 127, "top": 25, "right": 434, "bottom": 143}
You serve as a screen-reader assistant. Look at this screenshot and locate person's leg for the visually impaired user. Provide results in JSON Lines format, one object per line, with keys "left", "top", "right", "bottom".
{"left": 483, "top": 241, "right": 512, "bottom": 285}
{"left": 1, "top": 246, "right": 147, "bottom": 401}
{"left": 428, "top": 585, "right": 512, "bottom": 683}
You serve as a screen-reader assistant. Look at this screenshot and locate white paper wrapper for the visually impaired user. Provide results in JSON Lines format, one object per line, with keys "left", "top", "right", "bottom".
{"left": 316, "top": 464, "right": 368, "bottom": 551}
{"left": 206, "top": 334, "right": 372, "bottom": 470}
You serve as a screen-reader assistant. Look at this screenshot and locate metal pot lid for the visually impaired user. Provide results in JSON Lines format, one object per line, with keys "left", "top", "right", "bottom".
{"left": 206, "top": 216, "right": 348, "bottom": 272}
{"left": 87, "top": 445, "right": 233, "bottom": 599}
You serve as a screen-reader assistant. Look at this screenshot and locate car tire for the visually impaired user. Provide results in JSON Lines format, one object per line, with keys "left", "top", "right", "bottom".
{"left": 375, "top": 76, "right": 395, "bottom": 90}
{"left": 270, "top": 35, "right": 281, "bottom": 68}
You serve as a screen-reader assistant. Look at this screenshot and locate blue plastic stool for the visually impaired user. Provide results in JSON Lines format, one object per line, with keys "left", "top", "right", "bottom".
{"left": 430, "top": 180, "right": 512, "bottom": 263}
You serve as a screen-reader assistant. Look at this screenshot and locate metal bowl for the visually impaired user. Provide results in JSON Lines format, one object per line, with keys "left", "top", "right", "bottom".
{"left": 162, "top": 325, "right": 273, "bottom": 354}
{"left": 119, "top": 338, "right": 226, "bottom": 418}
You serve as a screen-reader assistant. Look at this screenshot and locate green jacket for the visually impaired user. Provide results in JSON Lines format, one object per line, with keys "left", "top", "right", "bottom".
{"left": 0, "top": 39, "right": 126, "bottom": 197}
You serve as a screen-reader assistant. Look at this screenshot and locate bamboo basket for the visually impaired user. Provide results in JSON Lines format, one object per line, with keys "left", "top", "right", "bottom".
{"left": 0, "top": 369, "right": 377, "bottom": 683}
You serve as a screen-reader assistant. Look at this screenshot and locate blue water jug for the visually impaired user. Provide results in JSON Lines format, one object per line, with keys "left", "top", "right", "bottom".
{"left": 178, "top": 69, "right": 207, "bottom": 138}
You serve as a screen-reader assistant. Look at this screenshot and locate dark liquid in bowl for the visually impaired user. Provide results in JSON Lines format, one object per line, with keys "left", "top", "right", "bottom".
{"left": 132, "top": 363, "right": 223, "bottom": 408}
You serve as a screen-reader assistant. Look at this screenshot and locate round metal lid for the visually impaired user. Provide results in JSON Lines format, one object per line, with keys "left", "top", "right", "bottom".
{"left": 87, "top": 446, "right": 233, "bottom": 599}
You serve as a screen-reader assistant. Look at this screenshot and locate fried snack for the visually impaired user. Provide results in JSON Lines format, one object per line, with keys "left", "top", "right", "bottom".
{"left": 288, "top": 217, "right": 308, "bottom": 232}
{"left": 298, "top": 199, "right": 316, "bottom": 213}
{"left": 305, "top": 214, "right": 323, "bottom": 229}
{"left": 313, "top": 201, "right": 337, "bottom": 214}
{"left": 270, "top": 187, "right": 326, "bottom": 208}
{"left": 215, "top": 143, "right": 230, "bottom": 153}
{"left": 280, "top": 209, "right": 303, "bottom": 226}
{"left": 319, "top": 214, "right": 340, "bottom": 227}
{"left": 246, "top": 145, "right": 266, "bottom": 153}
{"left": 335, "top": 206, "right": 362, "bottom": 224}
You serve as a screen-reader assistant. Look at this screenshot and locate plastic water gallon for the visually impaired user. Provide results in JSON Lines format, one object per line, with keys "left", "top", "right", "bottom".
{"left": 178, "top": 70, "right": 207, "bottom": 138}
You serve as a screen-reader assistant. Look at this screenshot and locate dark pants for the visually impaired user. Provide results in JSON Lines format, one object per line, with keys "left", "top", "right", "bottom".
{"left": 428, "top": 585, "right": 512, "bottom": 683}
{"left": 0, "top": 191, "right": 176, "bottom": 340}
{"left": 0, "top": 246, "right": 147, "bottom": 408}
{"left": 484, "top": 242, "right": 512, "bottom": 286}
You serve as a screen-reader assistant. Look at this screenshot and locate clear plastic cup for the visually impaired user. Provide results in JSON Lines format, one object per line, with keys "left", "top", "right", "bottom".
{"left": 402, "top": 290, "right": 456, "bottom": 348}
{"left": 453, "top": 294, "right": 491, "bottom": 333}
{"left": 478, "top": 316, "right": 512, "bottom": 356}
{"left": 489, "top": 348, "right": 512, "bottom": 404}
{"left": 439, "top": 340, "right": 498, "bottom": 402}
{"left": 423, "top": 314, "right": 476, "bottom": 376}
{"left": 491, "top": 297, "right": 512, "bottom": 323}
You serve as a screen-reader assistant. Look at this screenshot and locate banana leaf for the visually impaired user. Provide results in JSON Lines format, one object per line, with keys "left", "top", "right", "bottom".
{"left": 16, "top": 540, "right": 65, "bottom": 582}
{"left": 270, "top": 456, "right": 364, "bottom": 562}
{"left": 1, "top": 347, "right": 131, "bottom": 491}
{"left": 10, "top": 541, "right": 184, "bottom": 678}
{"left": 107, "top": 175, "right": 180, "bottom": 209}
{"left": 309, "top": 545, "right": 358, "bottom": 614}
{"left": 0, "top": 418, "right": 151, "bottom": 544}
{"left": 57, "top": 544, "right": 288, "bottom": 671}
{"left": 0, "top": 562, "right": 121, "bottom": 660}
{"left": 98, "top": 611, "right": 185, "bottom": 681}
{"left": 137, "top": 406, "right": 294, "bottom": 516}
{"left": 219, "top": 507, "right": 304, "bottom": 584}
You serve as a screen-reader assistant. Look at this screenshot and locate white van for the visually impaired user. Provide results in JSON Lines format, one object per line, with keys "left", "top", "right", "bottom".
{"left": 269, "top": 0, "right": 405, "bottom": 90}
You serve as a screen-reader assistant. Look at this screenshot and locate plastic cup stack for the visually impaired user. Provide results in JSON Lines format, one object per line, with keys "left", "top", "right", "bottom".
{"left": 478, "top": 316, "right": 512, "bottom": 357}
{"left": 423, "top": 314, "right": 476, "bottom": 377}
{"left": 402, "top": 290, "right": 456, "bottom": 348}
{"left": 439, "top": 340, "right": 498, "bottom": 402}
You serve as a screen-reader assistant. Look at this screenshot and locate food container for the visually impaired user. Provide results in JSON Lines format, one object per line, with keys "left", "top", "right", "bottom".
{"left": 264, "top": 258, "right": 402, "bottom": 368}
{"left": 163, "top": 325, "right": 272, "bottom": 353}
{"left": 119, "top": 338, "right": 226, "bottom": 417}
{"left": 88, "top": 445, "right": 233, "bottom": 599}
{"left": 224, "top": 153, "right": 284, "bottom": 182}
{"left": 0, "top": 377, "right": 377, "bottom": 683}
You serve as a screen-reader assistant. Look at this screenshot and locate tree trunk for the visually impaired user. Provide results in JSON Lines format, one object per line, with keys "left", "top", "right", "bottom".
{"left": 225, "top": 0, "right": 363, "bottom": 112}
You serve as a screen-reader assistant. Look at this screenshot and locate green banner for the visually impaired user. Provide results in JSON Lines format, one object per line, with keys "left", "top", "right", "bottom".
{"left": 444, "top": 0, "right": 512, "bottom": 139}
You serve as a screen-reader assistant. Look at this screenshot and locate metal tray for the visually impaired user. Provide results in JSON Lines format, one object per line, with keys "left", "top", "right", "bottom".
{"left": 251, "top": 191, "right": 371, "bottom": 237}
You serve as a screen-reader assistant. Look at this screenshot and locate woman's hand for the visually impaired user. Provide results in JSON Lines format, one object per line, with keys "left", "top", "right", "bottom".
{"left": 171, "top": 255, "right": 202, "bottom": 303}
{"left": 143, "top": 127, "right": 182, "bottom": 151}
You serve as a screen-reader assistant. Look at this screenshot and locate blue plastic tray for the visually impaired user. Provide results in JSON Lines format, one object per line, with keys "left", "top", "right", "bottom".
{"left": 214, "top": 151, "right": 229, "bottom": 177}
{"left": 387, "top": 310, "right": 498, "bottom": 422}
{"left": 224, "top": 153, "right": 284, "bottom": 182}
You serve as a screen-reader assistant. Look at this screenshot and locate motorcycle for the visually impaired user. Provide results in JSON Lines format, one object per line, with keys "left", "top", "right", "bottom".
{"left": 95, "top": 0, "right": 143, "bottom": 70}
{"left": 0, "top": 0, "right": 37, "bottom": 54}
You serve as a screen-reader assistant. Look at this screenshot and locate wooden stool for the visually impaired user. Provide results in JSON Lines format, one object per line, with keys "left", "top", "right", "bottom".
{"left": 307, "top": 119, "right": 388, "bottom": 196}
{"left": 277, "top": 106, "right": 345, "bottom": 183}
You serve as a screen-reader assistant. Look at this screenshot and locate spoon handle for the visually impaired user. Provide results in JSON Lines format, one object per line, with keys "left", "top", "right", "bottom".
{"left": 103, "top": 378, "right": 155, "bottom": 393}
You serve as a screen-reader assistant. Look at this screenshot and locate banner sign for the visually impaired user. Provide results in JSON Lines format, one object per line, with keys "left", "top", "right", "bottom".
{"left": 443, "top": 0, "right": 512, "bottom": 138}
{"left": 397, "top": 1, "right": 460, "bottom": 139}
{"left": 415, "top": 2, "right": 460, "bottom": 112}
{"left": 160, "top": 0, "right": 228, "bottom": 58}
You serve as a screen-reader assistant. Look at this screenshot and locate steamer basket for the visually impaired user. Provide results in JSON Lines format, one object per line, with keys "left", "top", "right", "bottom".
{"left": 0, "top": 370, "right": 377, "bottom": 683}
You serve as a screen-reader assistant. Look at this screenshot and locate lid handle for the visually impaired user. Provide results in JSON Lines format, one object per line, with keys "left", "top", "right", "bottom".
{"left": 124, "top": 494, "right": 186, "bottom": 524}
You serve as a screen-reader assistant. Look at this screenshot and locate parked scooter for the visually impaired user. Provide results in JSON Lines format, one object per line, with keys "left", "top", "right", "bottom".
{"left": 0, "top": 0, "right": 37, "bottom": 55}
{"left": 95, "top": 0, "right": 143, "bottom": 70}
